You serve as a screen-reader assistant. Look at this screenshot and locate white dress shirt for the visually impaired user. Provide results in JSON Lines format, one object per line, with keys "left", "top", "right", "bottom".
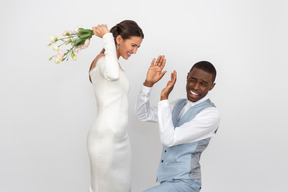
{"left": 136, "top": 86, "right": 220, "bottom": 147}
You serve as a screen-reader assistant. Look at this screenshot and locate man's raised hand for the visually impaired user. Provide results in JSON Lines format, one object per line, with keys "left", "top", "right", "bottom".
{"left": 144, "top": 55, "right": 167, "bottom": 87}
{"left": 160, "top": 70, "right": 177, "bottom": 100}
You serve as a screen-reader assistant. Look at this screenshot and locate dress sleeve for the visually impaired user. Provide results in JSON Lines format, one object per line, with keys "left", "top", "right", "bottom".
{"left": 98, "top": 33, "right": 120, "bottom": 81}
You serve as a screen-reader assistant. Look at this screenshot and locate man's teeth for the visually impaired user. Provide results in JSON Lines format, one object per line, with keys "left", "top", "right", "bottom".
{"left": 128, "top": 53, "right": 132, "bottom": 56}
{"left": 190, "top": 90, "right": 199, "bottom": 95}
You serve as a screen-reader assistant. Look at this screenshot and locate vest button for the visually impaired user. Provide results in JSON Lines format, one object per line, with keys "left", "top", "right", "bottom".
{"left": 164, "top": 150, "right": 167, "bottom": 153}
{"left": 161, "top": 160, "right": 164, "bottom": 163}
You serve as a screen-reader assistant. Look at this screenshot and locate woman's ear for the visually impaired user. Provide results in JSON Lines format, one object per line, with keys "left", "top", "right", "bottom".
{"left": 116, "top": 35, "right": 123, "bottom": 45}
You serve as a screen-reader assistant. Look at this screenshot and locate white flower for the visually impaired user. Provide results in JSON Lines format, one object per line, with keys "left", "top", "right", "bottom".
{"left": 62, "top": 31, "right": 70, "bottom": 36}
{"left": 84, "top": 39, "right": 90, "bottom": 48}
{"left": 69, "top": 30, "right": 77, "bottom": 35}
{"left": 50, "top": 36, "right": 58, "bottom": 43}
{"left": 63, "top": 38, "right": 72, "bottom": 45}
{"left": 57, "top": 50, "right": 65, "bottom": 60}
{"left": 53, "top": 45, "right": 59, "bottom": 51}
{"left": 71, "top": 53, "right": 77, "bottom": 61}
{"left": 74, "top": 47, "right": 80, "bottom": 53}
{"left": 55, "top": 57, "right": 61, "bottom": 64}
{"left": 74, "top": 26, "right": 83, "bottom": 33}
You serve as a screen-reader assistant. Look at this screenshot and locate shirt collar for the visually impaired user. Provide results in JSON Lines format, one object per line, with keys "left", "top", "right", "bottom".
{"left": 186, "top": 94, "right": 209, "bottom": 107}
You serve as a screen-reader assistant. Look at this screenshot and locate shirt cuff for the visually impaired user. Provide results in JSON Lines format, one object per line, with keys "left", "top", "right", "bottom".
{"left": 141, "top": 85, "right": 152, "bottom": 94}
{"left": 158, "top": 100, "right": 169, "bottom": 107}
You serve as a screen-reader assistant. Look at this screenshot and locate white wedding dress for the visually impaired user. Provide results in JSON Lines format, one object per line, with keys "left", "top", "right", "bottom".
{"left": 87, "top": 33, "right": 131, "bottom": 192}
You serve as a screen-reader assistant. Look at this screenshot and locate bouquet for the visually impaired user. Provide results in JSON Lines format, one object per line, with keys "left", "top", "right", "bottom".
{"left": 48, "top": 27, "right": 93, "bottom": 64}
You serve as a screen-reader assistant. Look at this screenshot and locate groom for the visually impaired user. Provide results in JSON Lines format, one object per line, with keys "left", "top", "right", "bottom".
{"left": 136, "top": 56, "right": 220, "bottom": 191}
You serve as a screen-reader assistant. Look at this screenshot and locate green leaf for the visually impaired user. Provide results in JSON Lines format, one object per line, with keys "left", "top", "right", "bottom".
{"left": 78, "top": 28, "right": 85, "bottom": 33}
{"left": 74, "top": 38, "right": 85, "bottom": 46}
{"left": 79, "top": 33, "right": 92, "bottom": 39}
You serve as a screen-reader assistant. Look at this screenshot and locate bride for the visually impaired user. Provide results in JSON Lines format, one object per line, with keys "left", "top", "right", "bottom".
{"left": 87, "top": 20, "right": 144, "bottom": 192}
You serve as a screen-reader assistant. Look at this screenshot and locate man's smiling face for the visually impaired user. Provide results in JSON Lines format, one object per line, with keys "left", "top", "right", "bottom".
{"left": 186, "top": 68, "right": 215, "bottom": 102}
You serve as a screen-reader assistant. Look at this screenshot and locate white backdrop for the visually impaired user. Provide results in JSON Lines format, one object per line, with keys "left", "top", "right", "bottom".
{"left": 1, "top": 0, "right": 287, "bottom": 191}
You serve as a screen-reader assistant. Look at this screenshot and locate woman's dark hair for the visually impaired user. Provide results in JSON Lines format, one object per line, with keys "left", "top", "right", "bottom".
{"left": 99, "top": 20, "right": 144, "bottom": 54}
{"left": 89, "top": 20, "right": 144, "bottom": 82}
{"left": 110, "top": 20, "right": 144, "bottom": 44}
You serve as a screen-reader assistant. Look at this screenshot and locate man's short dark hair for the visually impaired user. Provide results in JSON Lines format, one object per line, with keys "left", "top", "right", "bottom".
{"left": 190, "top": 61, "right": 217, "bottom": 82}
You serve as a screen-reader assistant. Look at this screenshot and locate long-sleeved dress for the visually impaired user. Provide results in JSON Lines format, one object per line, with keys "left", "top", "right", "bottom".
{"left": 87, "top": 33, "right": 131, "bottom": 192}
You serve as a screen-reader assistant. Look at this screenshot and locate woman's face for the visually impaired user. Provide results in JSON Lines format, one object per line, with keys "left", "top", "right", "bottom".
{"left": 116, "top": 36, "right": 143, "bottom": 60}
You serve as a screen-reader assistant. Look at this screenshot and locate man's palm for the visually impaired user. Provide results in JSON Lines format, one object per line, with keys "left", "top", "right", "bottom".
{"left": 144, "top": 56, "right": 167, "bottom": 87}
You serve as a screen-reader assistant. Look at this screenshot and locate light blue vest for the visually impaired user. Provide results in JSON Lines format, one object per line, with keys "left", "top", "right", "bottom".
{"left": 157, "top": 99, "right": 216, "bottom": 182}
